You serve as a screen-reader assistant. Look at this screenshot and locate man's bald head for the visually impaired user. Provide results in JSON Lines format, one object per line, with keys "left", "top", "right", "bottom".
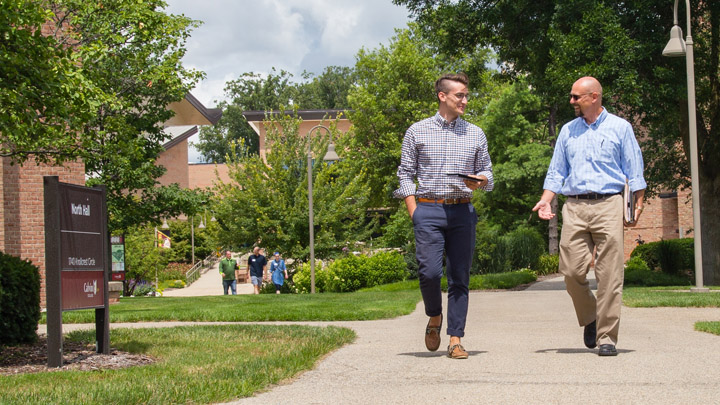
{"left": 573, "top": 77, "right": 603, "bottom": 101}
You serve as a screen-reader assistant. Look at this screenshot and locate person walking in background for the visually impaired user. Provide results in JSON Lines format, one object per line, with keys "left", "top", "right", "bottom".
{"left": 394, "top": 72, "right": 493, "bottom": 359}
{"left": 532, "top": 76, "right": 646, "bottom": 356}
{"left": 270, "top": 252, "right": 288, "bottom": 294}
{"left": 247, "top": 246, "right": 267, "bottom": 295}
{"left": 219, "top": 250, "right": 238, "bottom": 295}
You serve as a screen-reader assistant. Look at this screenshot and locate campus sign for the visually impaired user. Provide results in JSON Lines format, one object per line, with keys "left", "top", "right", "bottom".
{"left": 44, "top": 176, "right": 110, "bottom": 367}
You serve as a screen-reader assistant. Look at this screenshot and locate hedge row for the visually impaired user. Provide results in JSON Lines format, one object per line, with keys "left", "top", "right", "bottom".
{"left": 0, "top": 251, "right": 41, "bottom": 345}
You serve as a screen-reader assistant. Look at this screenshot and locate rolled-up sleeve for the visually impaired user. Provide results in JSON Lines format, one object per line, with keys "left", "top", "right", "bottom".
{"left": 621, "top": 124, "right": 647, "bottom": 192}
{"left": 475, "top": 134, "right": 494, "bottom": 191}
{"left": 393, "top": 128, "right": 418, "bottom": 199}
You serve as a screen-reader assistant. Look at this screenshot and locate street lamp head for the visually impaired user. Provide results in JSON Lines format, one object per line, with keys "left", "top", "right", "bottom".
{"left": 198, "top": 218, "right": 206, "bottom": 229}
{"left": 323, "top": 143, "right": 340, "bottom": 162}
{"left": 663, "top": 25, "right": 686, "bottom": 57}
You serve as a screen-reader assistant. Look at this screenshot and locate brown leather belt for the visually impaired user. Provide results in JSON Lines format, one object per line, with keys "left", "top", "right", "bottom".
{"left": 567, "top": 192, "right": 621, "bottom": 200}
{"left": 417, "top": 197, "right": 471, "bottom": 205}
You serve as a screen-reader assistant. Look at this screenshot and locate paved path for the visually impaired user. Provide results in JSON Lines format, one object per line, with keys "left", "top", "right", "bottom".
{"left": 41, "top": 272, "right": 720, "bottom": 404}
{"left": 162, "top": 253, "right": 254, "bottom": 297}
{"left": 228, "top": 273, "right": 720, "bottom": 404}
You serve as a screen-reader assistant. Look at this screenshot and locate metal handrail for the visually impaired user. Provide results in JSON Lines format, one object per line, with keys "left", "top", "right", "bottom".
{"left": 185, "top": 251, "right": 221, "bottom": 286}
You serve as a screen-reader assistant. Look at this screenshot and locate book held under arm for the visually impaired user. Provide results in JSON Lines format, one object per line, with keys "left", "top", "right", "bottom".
{"left": 623, "top": 181, "right": 635, "bottom": 225}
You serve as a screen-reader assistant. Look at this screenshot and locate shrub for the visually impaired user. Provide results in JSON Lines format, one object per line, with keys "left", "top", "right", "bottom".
{"left": 326, "top": 255, "right": 367, "bottom": 293}
{"left": 624, "top": 256, "right": 692, "bottom": 286}
{"left": 160, "top": 262, "right": 190, "bottom": 282}
{"left": 536, "top": 254, "right": 560, "bottom": 276}
{"left": 630, "top": 238, "right": 694, "bottom": 276}
{"left": 293, "top": 252, "right": 409, "bottom": 293}
{"left": 0, "top": 252, "right": 41, "bottom": 345}
{"left": 365, "top": 251, "right": 409, "bottom": 287}
{"left": 131, "top": 281, "right": 157, "bottom": 297}
{"left": 292, "top": 261, "right": 331, "bottom": 293}
{"left": 506, "top": 227, "right": 545, "bottom": 271}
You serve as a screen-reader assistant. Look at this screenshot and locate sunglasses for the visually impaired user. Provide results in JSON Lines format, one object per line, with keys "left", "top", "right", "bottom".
{"left": 569, "top": 92, "right": 593, "bottom": 101}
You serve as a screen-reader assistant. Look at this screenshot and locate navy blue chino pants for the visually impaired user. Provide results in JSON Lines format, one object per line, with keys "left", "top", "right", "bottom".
{"left": 413, "top": 201, "right": 477, "bottom": 337}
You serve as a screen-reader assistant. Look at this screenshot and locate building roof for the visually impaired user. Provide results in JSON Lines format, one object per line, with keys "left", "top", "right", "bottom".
{"left": 242, "top": 109, "right": 350, "bottom": 122}
{"left": 164, "top": 93, "right": 223, "bottom": 127}
{"left": 162, "top": 126, "right": 198, "bottom": 150}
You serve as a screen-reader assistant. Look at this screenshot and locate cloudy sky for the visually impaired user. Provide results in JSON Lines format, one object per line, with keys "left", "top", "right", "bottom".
{"left": 164, "top": 0, "right": 412, "bottom": 108}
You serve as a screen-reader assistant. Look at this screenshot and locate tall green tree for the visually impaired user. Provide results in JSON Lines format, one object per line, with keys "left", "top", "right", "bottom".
{"left": 476, "top": 81, "right": 553, "bottom": 233}
{"left": 346, "top": 25, "right": 495, "bottom": 208}
{"left": 213, "top": 111, "right": 374, "bottom": 262}
{"left": 51, "top": 0, "right": 206, "bottom": 231}
{"left": 0, "top": 0, "right": 97, "bottom": 162}
{"left": 399, "top": 1, "right": 720, "bottom": 284}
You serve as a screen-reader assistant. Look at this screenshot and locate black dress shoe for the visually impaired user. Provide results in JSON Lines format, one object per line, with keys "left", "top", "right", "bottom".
{"left": 598, "top": 344, "right": 618, "bottom": 356}
{"left": 584, "top": 320, "right": 597, "bottom": 349}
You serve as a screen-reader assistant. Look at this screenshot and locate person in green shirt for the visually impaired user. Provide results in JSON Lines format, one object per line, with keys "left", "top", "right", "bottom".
{"left": 219, "top": 250, "right": 238, "bottom": 295}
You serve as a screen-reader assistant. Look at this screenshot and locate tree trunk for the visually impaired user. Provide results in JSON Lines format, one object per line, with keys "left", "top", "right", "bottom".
{"left": 548, "top": 105, "right": 559, "bottom": 254}
{"left": 699, "top": 168, "right": 720, "bottom": 285}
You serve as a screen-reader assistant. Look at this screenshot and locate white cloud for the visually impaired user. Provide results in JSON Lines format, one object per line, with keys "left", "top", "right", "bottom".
{"left": 163, "top": 0, "right": 409, "bottom": 161}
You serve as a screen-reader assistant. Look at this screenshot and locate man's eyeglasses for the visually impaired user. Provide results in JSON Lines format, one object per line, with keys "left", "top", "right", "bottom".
{"left": 569, "top": 92, "right": 593, "bottom": 101}
{"left": 446, "top": 92, "right": 469, "bottom": 101}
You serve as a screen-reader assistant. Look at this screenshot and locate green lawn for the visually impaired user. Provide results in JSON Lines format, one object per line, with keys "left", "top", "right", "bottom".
{"left": 623, "top": 286, "right": 720, "bottom": 308}
{"left": 44, "top": 270, "right": 536, "bottom": 324}
{"left": 695, "top": 321, "right": 720, "bottom": 336}
{"left": 1, "top": 325, "right": 355, "bottom": 404}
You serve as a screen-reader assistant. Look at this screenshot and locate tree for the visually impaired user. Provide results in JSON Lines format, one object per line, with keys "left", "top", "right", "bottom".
{"left": 398, "top": 1, "right": 720, "bottom": 283}
{"left": 346, "top": 25, "right": 495, "bottom": 208}
{"left": 0, "top": 0, "right": 96, "bottom": 163}
{"left": 213, "top": 111, "right": 374, "bottom": 262}
{"left": 46, "top": 0, "right": 206, "bottom": 231}
{"left": 194, "top": 66, "right": 355, "bottom": 163}
{"left": 476, "top": 81, "right": 553, "bottom": 233}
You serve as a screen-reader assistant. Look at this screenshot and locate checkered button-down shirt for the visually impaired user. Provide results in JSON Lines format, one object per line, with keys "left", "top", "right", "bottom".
{"left": 394, "top": 112, "right": 493, "bottom": 200}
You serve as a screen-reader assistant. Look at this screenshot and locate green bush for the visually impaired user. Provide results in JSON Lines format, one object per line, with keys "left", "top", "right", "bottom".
{"left": 365, "top": 251, "right": 409, "bottom": 287}
{"left": 630, "top": 238, "right": 694, "bottom": 276}
{"left": 292, "top": 261, "right": 331, "bottom": 294}
{"left": 0, "top": 252, "right": 41, "bottom": 345}
{"left": 160, "top": 262, "right": 190, "bottom": 282}
{"left": 476, "top": 226, "right": 545, "bottom": 274}
{"left": 506, "top": 227, "right": 545, "bottom": 270}
{"left": 624, "top": 256, "right": 692, "bottom": 286}
{"left": 536, "top": 254, "right": 560, "bottom": 275}
{"left": 293, "top": 252, "right": 409, "bottom": 293}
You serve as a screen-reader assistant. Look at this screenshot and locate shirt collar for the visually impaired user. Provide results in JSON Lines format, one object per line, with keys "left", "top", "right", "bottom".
{"left": 434, "top": 112, "right": 460, "bottom": 129}
{"left": 583, "top": 107, "right": 608, "bottom": 129}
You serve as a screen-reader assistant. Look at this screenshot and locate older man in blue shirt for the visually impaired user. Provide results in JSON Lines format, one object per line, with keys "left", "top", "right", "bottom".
{"left": 533, "top": 76, "right": 646, "bottom": 357}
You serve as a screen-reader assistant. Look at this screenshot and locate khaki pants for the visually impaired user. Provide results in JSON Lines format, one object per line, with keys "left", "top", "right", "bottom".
{"left": 559, "top": 194, "right": 624, "bottom": 346}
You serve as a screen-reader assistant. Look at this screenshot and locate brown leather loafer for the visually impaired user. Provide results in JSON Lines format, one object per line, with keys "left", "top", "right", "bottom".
{"left": 447, "top": 343, "right": 468, "bottom": 359}
{"left": 425, "top": 314, "right": 442, "bottom": 351}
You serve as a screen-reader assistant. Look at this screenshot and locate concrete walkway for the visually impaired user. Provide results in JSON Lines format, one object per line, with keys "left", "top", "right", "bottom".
{"left": 41, "top": 272, "right": 720, "bottom": 404}
{"left": 162, "top": 253, "right": 254, "bottom": 297}
{"left": 228, "top": 272, "right": 720, "bottom": 404}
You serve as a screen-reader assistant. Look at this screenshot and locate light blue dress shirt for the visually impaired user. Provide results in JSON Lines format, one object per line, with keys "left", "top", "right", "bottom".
{"left": 543, "top": 108, "right": 646, "bottom": 195}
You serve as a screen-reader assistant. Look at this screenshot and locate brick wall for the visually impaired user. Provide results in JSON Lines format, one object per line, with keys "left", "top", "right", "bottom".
{"left": 188, "top": 163, "right": 231, "bottom": 189}
{"left": 156, "top": 138, "right": 189, "bottom": 188}
{"left": 1, "top": 157, "right": 85, "bottom": 308}
{"left": 622, "top": 189, "right": 695, "bottom": 260}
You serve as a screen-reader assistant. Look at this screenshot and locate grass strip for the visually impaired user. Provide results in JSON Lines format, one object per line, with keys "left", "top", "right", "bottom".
{"left": 44, "top": 270, "right": 536, "bottom": 324}
{"left": 623, "top": 286, "right": 720, "bottom": 307}
{"left": 0, "top": 325, "right": 355, "bottom": 404}
{"left": 695, "top": 321, "right": 720, "bottom": 336}
{"left": 46, "top": 290, "right": 421, "bottom": 324}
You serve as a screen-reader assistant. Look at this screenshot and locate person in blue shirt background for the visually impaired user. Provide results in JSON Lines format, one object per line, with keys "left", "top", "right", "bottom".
{"left": 533, "top": 76, "right": 646, "bottom": 357}
{"left": 270, "top": 252, "right": 288, "bottom": 294}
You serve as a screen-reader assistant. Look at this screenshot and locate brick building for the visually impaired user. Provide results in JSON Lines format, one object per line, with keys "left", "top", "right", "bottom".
{"left": 0, "top": 93, "right": 219, "bottom": 308}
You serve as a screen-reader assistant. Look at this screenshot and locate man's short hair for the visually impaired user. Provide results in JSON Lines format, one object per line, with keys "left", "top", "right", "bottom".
{"left": 435, "top": 73, "right": 469, "bottom": 97}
